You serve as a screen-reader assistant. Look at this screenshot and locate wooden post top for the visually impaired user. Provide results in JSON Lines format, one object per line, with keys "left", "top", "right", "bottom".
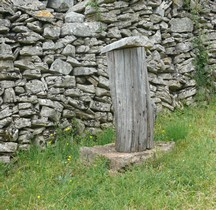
{"left": 101, "top": 36, "right": 153, "bottom": 54}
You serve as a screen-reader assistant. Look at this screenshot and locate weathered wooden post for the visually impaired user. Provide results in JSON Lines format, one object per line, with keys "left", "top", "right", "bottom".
{"left": 101, "top": 36, "right": 154, "bottom": 152}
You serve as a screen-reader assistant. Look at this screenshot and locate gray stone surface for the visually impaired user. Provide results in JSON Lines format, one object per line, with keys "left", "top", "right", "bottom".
{"left": 14, "top": 118, "right": 31, "bottom": 129}
{"left": 80, "top": 142, "right": 175, "bottom": 171}
{"left": 90, "top": 101, "right": 111, "bottom": 112}
{"left": 0, "top": 142, "right": 18, "bottom": 153}
{"left": 47, "top": 0, "right": 74, "bottom": 12}
{"left": 65, "top": 11, "right": 85, "bottom": 23}
{"left": 44, "top": 26, "right": 61, "bottom": 40}
{"left": 25, "top": 80, "right": 46, "bottom": 94}
{"left": 101, "top": 36, "right": 153, "bottom": 53}
{"left": 20, "top": 46, "right": 43, "bottom": 56}
{"left": 73, "top": 67, "right": 97, "bottom": 76}
{"left": 170, "top": 18, "right": 193, "bottom": 33}
{"left": 40, "top": 106, "right": 61, "bottom": 122}
{"left": 61, "top": 22, "right": 105, "bottom": 37}
{"left": 3, "top": 88, "right": 16, "bottom": 103}
{"left": 17, "top": 32, "right": 44, "bottom": 44}
{"left": 38, "top": 99, "right": 64, "bottom": 112}
{"left": 50, "top": 59, "right": 73, "bottom": 75}
{"left": 11, "top": 0, "right": 46, "bottom": 10}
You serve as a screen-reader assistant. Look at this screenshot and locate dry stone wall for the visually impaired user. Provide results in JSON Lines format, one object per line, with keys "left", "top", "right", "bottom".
{"left": 0, "top": 0, "right": 216, "bottom": 162}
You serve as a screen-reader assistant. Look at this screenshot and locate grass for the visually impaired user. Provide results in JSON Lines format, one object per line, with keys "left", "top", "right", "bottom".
{"left": 0, "top": 99, "right": 216, "bottom": 209}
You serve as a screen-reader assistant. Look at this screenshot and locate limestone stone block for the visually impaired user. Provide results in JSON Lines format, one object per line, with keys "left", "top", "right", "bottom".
{"left": 170, "top": 17, "right": 193, "bottom": 33}
{"left": 62, "top": 45, "right": 76, "bottom": 57}
{"left": 63, "top": 109, "right": 76, "bottom": 118}
{"left": 98, "top": 76, "right": 110, "bottom": 89}
{"left": 100, "top": 123, "right": 113, "bottom": 130}
{"left": 12, "top": 26, "right": 29, "bottom": 33}
{"left": 90, "top": 101, "right": 111, "bottom": 112}
{"left": 156, "top": 90, "right": 172, "bottom": 104}
{"left": 23, "top": 68, "right": 41, "bottom": 78}
{"left": 14, "top": 87, "right": 25, "bottom": 94}
{"left": 176, "top": 42, "right": 193, "bottom": 53}
{"left": 50, "top": 59, "right": 72, "bottom": 75}
{"left": 177, "top": 59, "right": 195, "bottom": 73}
{"left": 18, "top": 103, "right": 32, "bottom": 110}
{"left": 14, "top": 118, "right": 31, "bottom": 129}
{"left": 68, "top": 0, "right": 88, "bottom": 12}
{"left": 0, "top": 41, "right": 14, "bottom": 65}
{"left": 0, "top": 106, "right": 12, "bottom": 119}
{"left": 67, "top": 57, "right": 81, "bottom": 66}
{"left": 0, "top": 70, "right": 22, "bottom": 80}
{"left": 3, "top": 88, "right": 16, "bottom": 103}
{"left": 61, "top": 22, "right": 106, "bottom": 37}
{"left": 0, "top": 142, "right": 18, "bottom": 153}
{"left": 14, "top": 59, "right": 35, "bottom": 70}
{"left": 55, "top": 36, "right": 77, "bottom": 49}
{"left": 65, "top": 11, "right": 85, "bottom": 23}
{"left": 74, "top": 109, "right": 95, "bottom": 120}
{"left": 73, "top": 67, "right": 97, "bottom": 76}
{"left": 96, "top": 87, "right": 110, "bottom": 97}
{"left": 101, "top": 36, "right": 153, "bottom": 53}
{"left": 0, "top": 60, "right": 14, "bottom": 70}
{"left": 20, "top": 46, "right": 43, "bottom": 56}
{"left": 17, "top": 95, "right": 38, "bottom": 104}
{"left": 77, "top": 84, "right": 95, "bottom": 94}
{"left": 47, "top": 0, "right": 74, "bottom": 12}
{"left": 76, "top": 45, "right": 90, "bottom": 53}
{"left": 48, "top": 87, "right": 64, "bottom": 95}
{"left": 178, "top": 88, "right": 197, "bottom": 99}
{"left": 25, "top": 80, "right": 46, "bottom": 94}
{"left": 31, "top": 118, "right": 50, "bottom": 127}
{"left": 17, "top": 32, "right": 44, "bottom": 44}
{"left": 84, "top": 120, "right": 100, "bottom": 128}
{"left": 168, "top": 80, "right": 182, "bottom": 91}
{"left": 68, "top": 98, "right": 88, "bottom": 110}
{"left": 95, "top": 112, "right": 107, "bottom": 123}
{"left": 11, "top": 0, "right": 45, "bottom": 10}
{"left": 40, "top": 106, "right": 61, "bottom": 122}
{"left": 59, "top": 76, "right": 76, "bottom": 88}
{"left": 0, "top": 117, "right": 12, "bottom": 129}
{"left": 64, "top": 88, "right": 83, "bottom": 97}
{"left": 0, "top": 19, "right": 10, "bottom": 33}
{"left": 42, "top": 40, "right": 56, "bottom": 50}
{"left": 107, "top": 27, "right": 122, "bottom": 39}
{"left": 27, "top": 21, "right": 43, "bottom": 33}
{"left": 38, "top": 99, "right": 64, "bottom": 112}
{"left": 44, "top": 26, "right": 61, "bottom": 39}
{"left": 100, "top": 12, "right": 118, "bottom": 23}
{"left": 19, "top": 109, "right": 36, "bottom": 117}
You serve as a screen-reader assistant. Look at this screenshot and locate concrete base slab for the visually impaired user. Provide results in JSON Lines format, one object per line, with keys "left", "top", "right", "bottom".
{"left": 80, "top": 141, "right": 175, "bottom": 171}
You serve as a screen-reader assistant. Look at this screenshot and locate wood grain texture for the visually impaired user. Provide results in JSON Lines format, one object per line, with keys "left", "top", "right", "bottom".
{"left": 107, "top": 47, "right": 154, "bottom": 152}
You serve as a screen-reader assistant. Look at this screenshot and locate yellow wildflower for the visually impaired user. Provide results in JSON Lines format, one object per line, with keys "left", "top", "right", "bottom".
{"left": 89, "top": 135, "right": 93, "bottom": 139}
{"left": 49, "top": 133, "right": 54, "bottom": 137}
{"left": 67, "top": 155, "right": 71, "bottom": 161}
{"left": 64, "top": 127, "right": 71, "bottom": 132}
{"left": 37, "top": 195, "right": 41, "bottom": 199}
